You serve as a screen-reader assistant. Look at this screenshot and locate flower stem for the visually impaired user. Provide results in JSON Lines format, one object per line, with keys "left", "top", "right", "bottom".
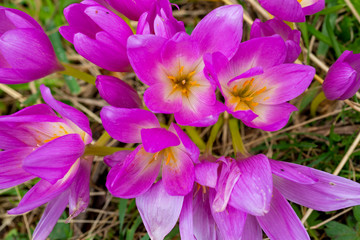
{"left": 84, "top": 146, "right": 134, "bottom": 156}
{"left": 205, "top": 116, "right": 224, "bottom": 155}
{"left": 229, "top": 118, "right": 248, "bottom": 156}
{"left": 60, "top": 63, "right": 96, "bottom": 85}
{"left": 94, "top": 131, "right": 112, "bottom": 147}
{"left": 183, "top": 126, "right": 206, "bottom": 150}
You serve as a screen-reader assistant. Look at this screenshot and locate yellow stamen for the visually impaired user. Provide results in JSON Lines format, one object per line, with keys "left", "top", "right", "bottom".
{"left": 178, "top": 66, "right": 184, "bottom": 75}
{"left": 190, "top": 81, "right": 200, "bottom": 86}
{"left": 233, "top": 85, "right": 238, "bottom": 92}
{"left": 251, "top": 102, "right": 259, "bottom": 107}
{"left": 187, "top": 71, "right": 196, "bottom": 78}
{"left": 263, "top": 97, "right": 270, "bottom": 101}
{"left": 243, "top": 96, "right": 254, "bottom": 101}
{"left": 242, "top": 80, "right": 250, "bottom": 88}
{"left": 254, "top": 86, "right": 267, "bottom": 95}
{"left": 168, "top": 75, "right": 176, "bottom": 81}
{"left": 182, "top": 80, "right": 186, "bottom": 85}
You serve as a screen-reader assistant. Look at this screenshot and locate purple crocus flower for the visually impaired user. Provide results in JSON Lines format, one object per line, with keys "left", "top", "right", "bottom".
{"left": 95, "top": 75, "right": 142, "bottom": 108}
{"left": 137, "top": 0, "right": 185, "bottom": 39}
{"left": 0, "top": 85, "right": 92, "bottom": 240}
{"left": 196, "top": 154, "right": 360, "bottom": 239}
{"left": 127, "top": 5, "right": 244, "bottom": 126}
{"left": 323, "top": 50, "right": 360, "bottom": 100}
{"left": 106, "top": 0, "right": 155, "bottom": 21}
{"left": 0, "top": 7, "right": 63, "bottom": 84}
{"left": 250, "top": 18, "right": 301, "bottom": 63}
{"left": 60, "top": 0, "right": 133, "bottom": 72}
{"left": 101, "top": 107, "right": 200, "bottom": 197}
{"left": 205, "top": 36, "right": 315, "bottom": 131}
{"left": 258, "top": 0, "right": 325, "bottom": 22}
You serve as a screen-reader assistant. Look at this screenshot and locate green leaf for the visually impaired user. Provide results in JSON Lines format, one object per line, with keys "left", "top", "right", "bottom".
{"left": 49, "top": 212, "right": 73, "bottom": 239}
{"left": 325, "top": 221, "right": 359, "bottom": 240}
{"left": 353, "top": 205, "right": 360, "bottom": 222}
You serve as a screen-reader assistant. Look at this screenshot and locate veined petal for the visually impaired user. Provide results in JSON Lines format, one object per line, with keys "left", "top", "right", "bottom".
{"left": 258, "top": 0, "right": 305, "bottom": 22}
{"left": 100, "top": 106, "right": 160, "bottom": 143}
{"left": 244, "top": 102, "right": 298, "bottom": 131}
{"left": 272, "top": 160, "right": 360, "bottom": 211}
{"left": 136, "top": 180, "right": 184, "bottom": 240}
{"left": 254, "top": 64, "right": 315, "bottom": 104}
{"left": 0, "top": 147, "right": 35, "bottom": 189}
{"left": 127, "top": 34, "right": 167, "bottom": 85}
{"left": 229, "top": 154, "right": 273, "bottom": 216}
{"left": 106, "top": 145, "right": 161, "bottom": 198}
{"left": 161, "top": 146, "right": 195, "bottom": 196}
{"left": 256, "top": 188, "right": 310, "bottom": 240}
{"left": 240, "top": 215, "right": 262, "bottom": 240}
{"left": 209, "top": 190, "right": 247, "bottom": 240}
{"left": 179, "top": 192, "right": 195, "bottom": 240}
{"left": 213, "top": 157, "right": 241, "bottom": 212}
{"left": 12, "top": 104, "right": 56, "bottom": 117}
{"left": 191, "top": 5, "right": 243, "bottom": 58}
{"left": 22, "top": 134, "right": 85, "bottom": 184}
{"left": 68, "top": 156, "right": 92, "bottom": 220}
{"left": 141, "top": 128, "right": 180, "bottom": 153}
{"left": 32, "top": 191, "right": 70, "bottom": 240}
{"left": 103, "top": 150, "right": 132, "bottom": 168}
{"left": 40, "top": 85, "right": 92, "bottom": 142}
{"left": 8, "top": 160, "right": 80, "bottom": 215}
{"left": 170, "top": 123, "right": 200, "bottom": 164}
{"left": 270, "top": 159, "right": 317, "bottom": 184}
{"left": 96, "top": 75, "right": 142, "bottom": 108}
{"left": 195, "top": 161, "right": 219, "bottom": 188}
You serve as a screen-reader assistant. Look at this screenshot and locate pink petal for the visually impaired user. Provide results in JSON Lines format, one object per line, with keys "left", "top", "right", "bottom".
{"left": 8, "top": 160, "right": 80, "bottom": 215}
{"left": 106, "top": 145, "right": 161, "bottom": 198}
{"left": 0, "top": 147, "right": 35, "bottom": 189}
{"left": 270, "top": 159, "right": 317, "bottom": 184}
{"left": 191, "top": 5, "right": 243, "bottom": 58}
{"left": 32, "top": 191, "right": 70, "bottom": 240}
{"left": 229, "top": 155, "right": 273, "bottom": 216}
{"left": 96, "top": 75, "right": 142, "bottom": 108}
{"left": 141, "top": 128, "right": 180, "bottom": 153}
{"left": 213, "top": 157, "right": 241, "bottom": 212}
{"left": 256, "top": 188, "right": 310, "bottom": 240}
{"left": 272, "top": 160, "right": 360, "bottom": 211}
{"left": 258, "top": 0, "right": 305, "bottom": 22}
{"left": 136, "top": 180, "right": 184, "bottom": 240}
{"left": 194, "top": 161, "right": 219, "bottom": 188}
{"left": 179, "top": 192, "right": 195, "bottom": 240}
{"left": 241, "top": 215, "right": 263, "bottom": 240}
{"left": 40, "top": 85, "right": 92, "bottom": 141}
{"left": 22, "top": 134, "right": 85, "bottom": 184}
{"left": 161, "top": 146, "right": 195, "bottom": 196}
{"left": 103, "top": 150, "right": 132, "bottom": 168}
{"left": 68, "top": 156, "right": 92, "bottom": 220}
{"left": 100, "top": 107, "right": 160, "bottom": 143}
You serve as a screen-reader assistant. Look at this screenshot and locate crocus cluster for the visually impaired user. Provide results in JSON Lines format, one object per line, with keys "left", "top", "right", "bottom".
{"left": 2, "top": 0, "right": 360, "bottom": 240}
{"left": 0, "top": 85, "right": 92, "bottom": 239}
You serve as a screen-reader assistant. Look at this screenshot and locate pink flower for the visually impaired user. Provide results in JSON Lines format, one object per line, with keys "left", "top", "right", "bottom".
{"left": 127, "top": 5, "right": 244, "bottom": 126}
{"left": 250, "top": 18, "right": 301, "bottom": 63}
{"left": 101, "top": 107, "right": 199, "bottom": 197}
{"left": 106, "top": 0, "right": 155, "bottom": 21}
{"left": 0, "top": 7, "right": 63, "bottom": 84}
{"left": 323, "top": 50, "right": 360, "bottom": 100}
{"left": 1, "top": 85, "right": 92, "bottom": 240}
{"left": 258, "top": 0, "right": 325, "bottom": 22}
{"left": 205, "top": 36, "right": 315, "bottom": 131}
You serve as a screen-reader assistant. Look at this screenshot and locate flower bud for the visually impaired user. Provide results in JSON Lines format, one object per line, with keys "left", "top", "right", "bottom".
{"left": 0, "top": 7, "right": 63, "bottom": 84}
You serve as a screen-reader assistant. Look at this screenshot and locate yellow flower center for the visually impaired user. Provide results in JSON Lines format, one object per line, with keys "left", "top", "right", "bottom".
{"left": 228, "top": 77, "right": 268, "bottom": 111}
{"left": 167, "top": 66, "right": 200, "bottom": 97}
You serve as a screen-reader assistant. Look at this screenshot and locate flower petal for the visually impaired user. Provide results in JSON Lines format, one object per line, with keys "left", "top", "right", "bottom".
{"left": 68, "top": 156, "right": 92, "bottom": 220}
{"left": 22, "top": 134, "right": 85, "bottom": 184}
{"left": 272, "top": 160, "right": 360, "bottom": 211}
{"left": 179, "top": 192, "right": 195, "bottom": 240}
{"left": 0, "top": 147, "right": 35, "bottom": 189}
{"left": 258, "top": 0, "right": 305, "bottom": 22}
{"left": 213, "top": 157, "right": 241, "bottom": 212}
{"left": 162, "top": 146, "right": 195, "bottom": 196}
{"left": 194, "top": 161, "right": 219, "bottom": 188}
{"left": 270, "top": 159, "right": 317, "bottom": 184}
{"left": 96, "top": 75, "right": 142, "bottom": 108}
{"left": 136, "top": 180, "right": 184, "bottom": 240}
{"left": 101, "top": 106, "right": 160, "bottom": 143}
{"left": 256, "top": 188, "right": 310, "bottom": 240}
{"left": 103, "top": 150, "right": 132, "bottom": 168}
{"left": 106, "top": 145, "right": 161, "bottom": 198}
{"left": 40, "top": 85, "right": 92, "bottom": 141}
{"left": 229, "top": 154, "right": 273, "bottom": 216}
{"left": 141, "top": 128, "right": 180, "bottom": 153}
{"left": 32, "top": 191, "right": 70, "bottom": 240}
{"left": 241, "top": 215, "right": 263, "bottom": 240}
{"left": 127, "top": 34, "right": 167, "bottom": 85}
{"left": 191, "top": 5, "right": 243, "bottom": 58}
{"left": 8, "top": 160, "right": 80, "bottom": 215}
{"left": 243, "top": 102, "right": 298, "bottom": 131}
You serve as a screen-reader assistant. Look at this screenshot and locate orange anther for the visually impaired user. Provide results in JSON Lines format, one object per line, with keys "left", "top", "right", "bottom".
{"left": 187, "top": 71, "right": 196, "bottom": 78}
{"left": 168, "top": 76, "right": 176, "bottom": 81}
{"left": 255, "top": 86, "right": 267, "bottom": 95}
